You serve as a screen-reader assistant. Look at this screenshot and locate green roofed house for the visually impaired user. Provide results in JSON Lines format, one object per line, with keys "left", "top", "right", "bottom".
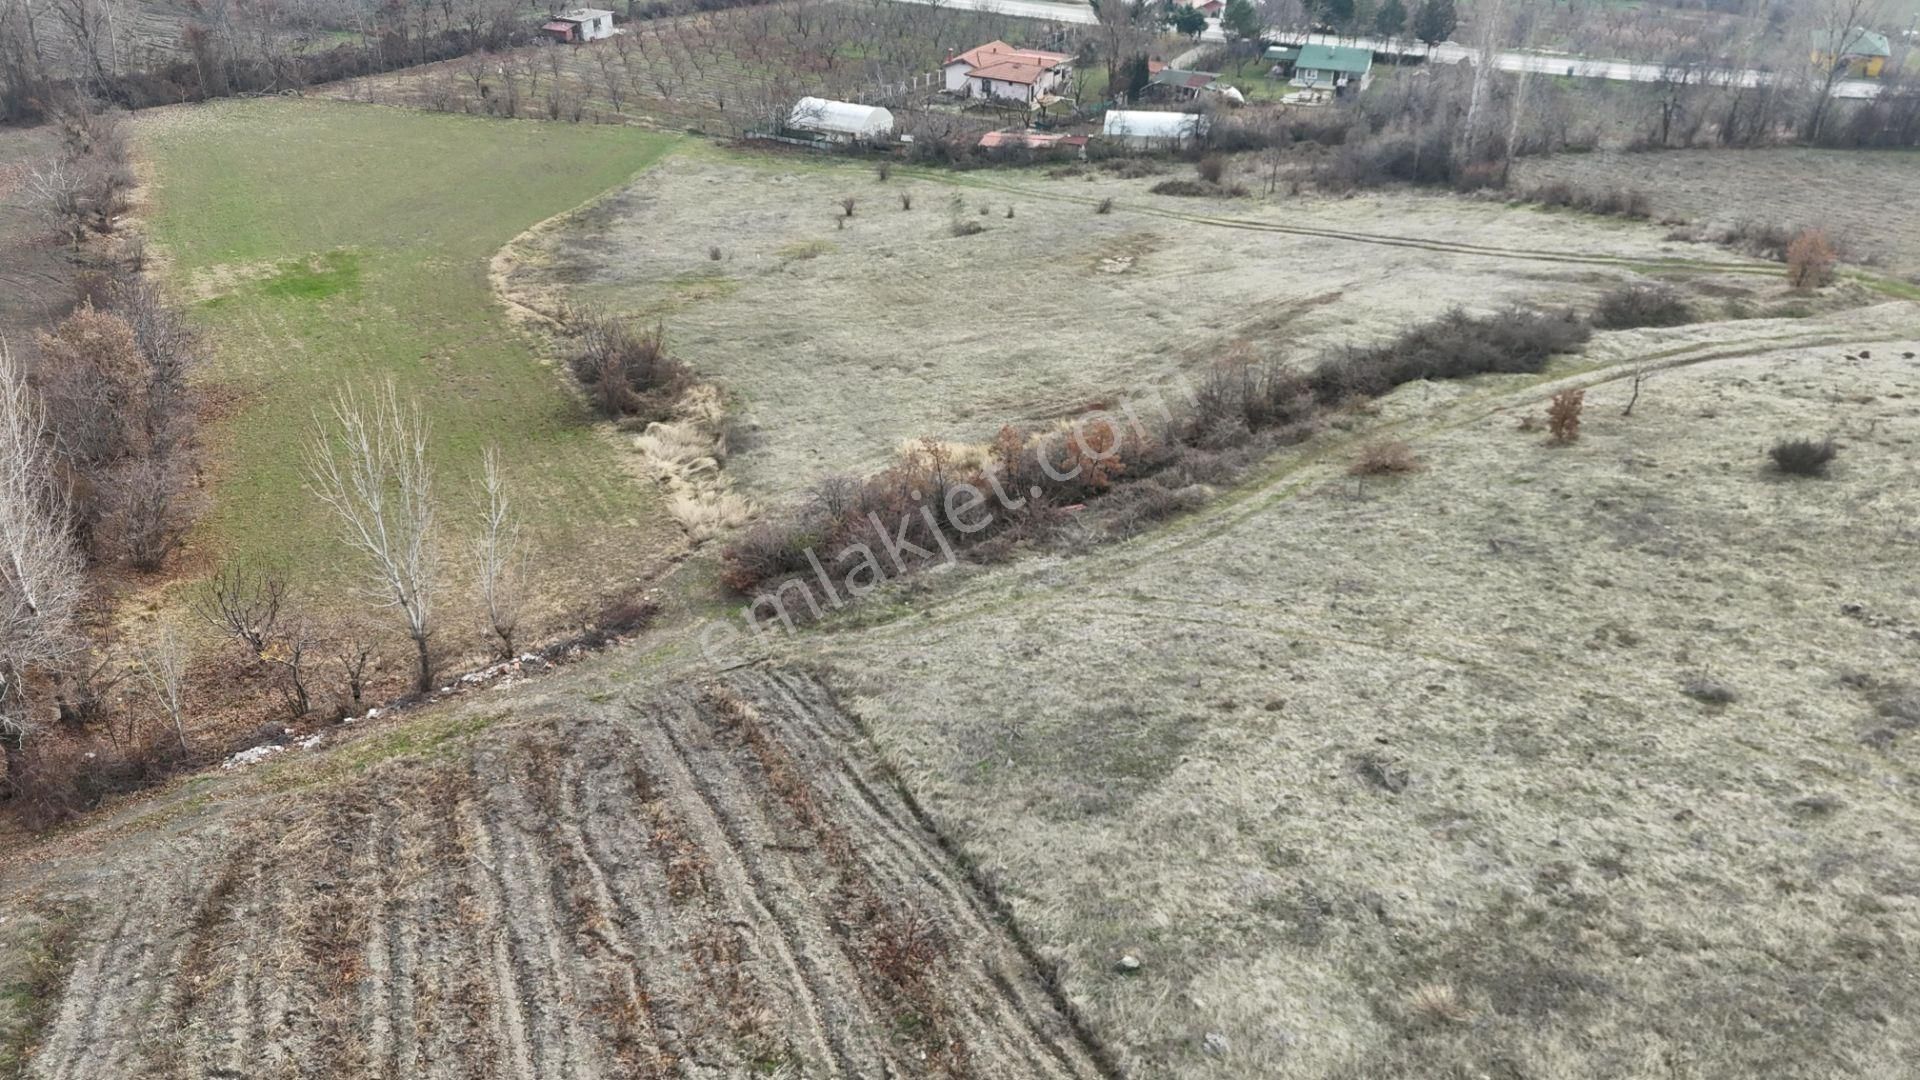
{"left": 1263, "top": 45, "right": 1300, "bottom": 77}
{"left": 1291, "top": 43, "right": 1374, "bottom": 94}
{"left": 1810, "top": 27, "right": 1891, "bottom": 78}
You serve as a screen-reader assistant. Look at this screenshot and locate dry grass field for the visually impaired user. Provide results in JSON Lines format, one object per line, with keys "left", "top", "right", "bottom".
{"left": 794, "top": 302, "right": 1920, "bottom": 1077}
{"left": 1512, "top": 148, "right": 1920, "bottom": 277}
{"left": 504, "top": 147, "right": 1804, "bottom": 503}
{"left": 7, "top": 123, "right": 1920, "bottom": 1080}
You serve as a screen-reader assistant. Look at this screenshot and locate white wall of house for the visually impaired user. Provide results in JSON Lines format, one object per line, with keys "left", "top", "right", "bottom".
{"left": 964, "top": 66, "right": 1069, "bottom": 102}
{"left": 943, "top": 61, "right": 972, "bottom": 93}
{"left": 572, "top": 11, "right": 614, "bottom": 41}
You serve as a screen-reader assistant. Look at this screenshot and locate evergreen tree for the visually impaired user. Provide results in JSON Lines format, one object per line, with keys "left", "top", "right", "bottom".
{"left": 1413, "top": 0, "right": 1457, "bottom": 47}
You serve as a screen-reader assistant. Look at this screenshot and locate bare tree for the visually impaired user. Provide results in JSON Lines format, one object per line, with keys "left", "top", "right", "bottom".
{"left": 470, "top": 445, "right": 524, "bottom": 658}
{"left": 24, "top": 156, "right": 89, "bottom": 248}
{"left": 193, "top": 560, "right": 310, "bottom": 715}
{"left": 132, "top": 623, "right": 189, "bottom": 752}
{"left": 0, "top": 341, "right": 85, "bottom": 791}
{"left": 305, "top": 381, "right": 439, "bottom": 694}
{"left": 1806, "top": 0, "right": 1887, "bottom": 142}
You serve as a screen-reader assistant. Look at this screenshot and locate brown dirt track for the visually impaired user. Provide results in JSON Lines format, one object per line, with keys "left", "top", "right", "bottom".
{"left": 16, "top": 670, "right": 1107, "bottom": 1079}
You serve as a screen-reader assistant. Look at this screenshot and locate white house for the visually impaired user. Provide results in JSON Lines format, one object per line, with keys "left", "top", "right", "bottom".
{"left": 540, "top": 8, "right": 614, "bottom": 43}
{"left": 786, "top": 97, "right": 895, "bottom": 143}
{"left": 942, "top": 40, "right": 1074, "bottom": 104}
{"left": 1101, "top": 109, "right": 1208, "bottom": 149}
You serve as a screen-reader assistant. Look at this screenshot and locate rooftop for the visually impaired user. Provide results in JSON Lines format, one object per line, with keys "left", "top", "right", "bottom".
{"left": 945, "top": 40, "right": 1071, "bottom": 72}
{"left": 1149, "top": 68, "right": 1220, "bottom": 91}
{"left": 1296, "top": 43, "right": 1374, "bottom": 74}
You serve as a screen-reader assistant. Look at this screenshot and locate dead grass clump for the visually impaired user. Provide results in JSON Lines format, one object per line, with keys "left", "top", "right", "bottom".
{"left": 1683, "top": 674, "right": 1738, "bottom": 705}
{"left": 1717, "top": 219, "right": 1794, "bottom": 261}
{"left": 1769, "top": 436, "right": 1837, "bottom": 477}
{"left": 1350, "top": 440, "right": 1421, "bottom": 475}
{"left": 1787, "top": 228, "right": 1838, "bottom": 291}
{"left": 1592, "top": 284, "right": 1692, "bottom": 330}
{"left": 1405, "top": 982, "right": 1474, "bottom": 1025}
{"left": 1547, "top": 388, "right": 1585, "bottom": 443}
{"left": 1095, "top": 197, "right": 1115, "bottom": 214}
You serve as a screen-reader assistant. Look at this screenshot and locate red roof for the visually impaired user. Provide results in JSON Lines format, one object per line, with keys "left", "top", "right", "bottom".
{"left": 978, "top": 130, "right": 1089, "bottom": 149}
{"left": 946, "top": 40, "right": 1071, "bottom": 72}
{"left": 969, "top": 59, "right": 1053, "bottom": 85}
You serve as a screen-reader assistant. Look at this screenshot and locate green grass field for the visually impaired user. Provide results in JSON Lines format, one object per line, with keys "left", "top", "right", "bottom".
{"left": 142, "top": 98, "right": 682, "bottom": 615}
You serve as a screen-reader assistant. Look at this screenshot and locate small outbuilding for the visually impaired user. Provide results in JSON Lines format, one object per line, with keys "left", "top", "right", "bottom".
{"left": 1101, "top": 109, "right": 1209, "bottom": 150}
{"left": 1292, "top": 43, "right": 1374, "bottom": 94}
{"left": 786, "top": 97, "right": 895, "bottom": 143}
{"left": 541, "top": 8, "right": 615, "bottom": 43}
{"left": 1148, "top": 67, "right": 1221, "bottom": 100}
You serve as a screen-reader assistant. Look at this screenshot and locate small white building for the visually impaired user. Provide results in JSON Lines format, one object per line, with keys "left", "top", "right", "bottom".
{"left": 1101, "top": 110, "right": 1208, "bottom": 149}
{"left": 541, "top": 8, "right": 615, "bottom": 43}
{"left": 786, "top": 97, "right": 895, "bottom": 143}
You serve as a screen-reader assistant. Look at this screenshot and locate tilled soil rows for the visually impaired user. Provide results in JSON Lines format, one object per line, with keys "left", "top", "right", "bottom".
{"left": 22, "top": 670, "right": 1106, "bottom": 1079}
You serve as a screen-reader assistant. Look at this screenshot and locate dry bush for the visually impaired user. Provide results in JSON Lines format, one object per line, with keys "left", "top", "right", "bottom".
{"left": 1786, "top": 228, "right": 1837, "bottom": 291}
{"left": 1769, "top": 436, "right": 1837, "bottom": 477}
{"left": 1312, "top": 307, "right": 1591, "bottom": 403}
{"left": 570, "top": 315, "right": 690, "bottom": 420}
{"left": 900, "top": 192, "right": 912, "bottom": 210}
{"left": 1523, "top": 181, "right": 1651, "bottom": 219}
{"left": 1196, "top": 155, "right": 1225, "bottom": 183}
{"left": 1547, "top": 388, "right": 1585, "bottom": 443}
{"left": 1350, "top": 440, "right": 1421, "bottom": 475}
{"left": 1149, "top": 178, "right": 1248, "bottom": 198}
{"left": 1095, "top": 197, "right": 1114, "bottom": 214}
{"left": 839, "top": 196, "right": 856, "bottom": 218}
{"left": 1716, "top": 219, "right": 1795, "bottom": 261}
{"left": 1592, "top": 284, "right": 1692, "bottom": 330}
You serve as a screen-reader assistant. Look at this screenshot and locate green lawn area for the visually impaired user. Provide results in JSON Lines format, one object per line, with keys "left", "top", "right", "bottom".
{"left": 141, "top": 98, "right": 682, "bottom": 606}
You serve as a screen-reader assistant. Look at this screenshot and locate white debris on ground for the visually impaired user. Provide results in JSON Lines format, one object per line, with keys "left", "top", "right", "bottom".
{"left": 218, "top": 654, "right": 558, "bottom": 770}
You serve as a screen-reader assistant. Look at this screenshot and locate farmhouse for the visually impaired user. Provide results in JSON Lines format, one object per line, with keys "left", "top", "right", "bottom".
{"left": 539, "top": 8, "right": 614, "bottom": 43}
{"left": 1811, "top": 26, "right": 1891, "bottom": 78}
{"left": 942, "top": 40, "right": 1074, "bottom": 104}
{"left": 1291, "top": 43, "right": 1374, "bottom": 93}
{"left": 786, "top": 97, "right": 894, "bottom": 143}
{"left": 1101, "top": 109, "right": 1208, "bottom": 149}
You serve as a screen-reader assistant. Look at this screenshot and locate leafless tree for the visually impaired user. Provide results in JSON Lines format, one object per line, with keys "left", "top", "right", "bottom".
{"left": 1, "top": 341, "right": 85, "bottom": 790}
{"left": 1806, "top": 0, "right": 1887, "bottom": 142}
{"left": 193, "top": 560, "right": 310, "bottom": 715}
{"left": 133, "top": 623, "right": 189, "bottom": 752}
{"left": 470, "top": 445, "right": 524, "bottom": 658}
{"left": 305, "top": 380, "right": 439, "bottom": 694}
{"left": 24, "top": 156, "right": 89, "bottom": 249}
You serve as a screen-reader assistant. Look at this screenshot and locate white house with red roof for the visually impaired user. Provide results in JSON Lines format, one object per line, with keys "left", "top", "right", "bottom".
{"left": 942, "top": 40, "right": 1074, "bottom": 104}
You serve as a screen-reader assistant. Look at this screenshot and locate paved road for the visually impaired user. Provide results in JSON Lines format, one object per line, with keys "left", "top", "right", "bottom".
{"left": 898, "top": 0, "right": 1882, "bottom": 98}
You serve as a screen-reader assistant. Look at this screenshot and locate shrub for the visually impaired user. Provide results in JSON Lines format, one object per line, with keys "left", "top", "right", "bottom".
{"left": 1592, "top": 285, "right": 1692, "bottom": 330}
{"left": 1197, "top": 155, "right": 1225, "bottom": 183}
{"left": 875, "top": 161, "right": 892, "bottom": 181}
{"left": 1718, "top": 220, "right": 1794, "bottom": 261}
{"left": 1350, "top": 440, "right": 1420, "bottom": 475}
{"left": 1096, "top": 197, "right": 1114, "bottom": 214}
{"left": 1547, "top": 388, "right": 1585, "bottom": 443}
{"left": 569, "top": 315, "right": 689, "bottom": 420}
{"left": 1149, "top": 178, "right": 1247, "bottom": 198}
{"left": 840, "top": 196, "right": 856, "bottom": 218}
{"left": 1683, "top": 675, "right": 1738, "bottom": 705}
{"left": 900, "top": 192, "right": 912, "bottom": 210}
{"left": 1769, "top": 436, "right": 1837, "bottom": 477}
{"left": 1787, "top": 228, "right": 1837, "bottom": 290}
{"left": 707, "top": 245, "right": 723, "bottom": 261}
{"left": 1310, "top": 307, "right": 1591, "bottom": 403}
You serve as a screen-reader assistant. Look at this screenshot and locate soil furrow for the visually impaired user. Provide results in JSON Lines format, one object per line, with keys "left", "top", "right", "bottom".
{"left": 629, "top": 693, "right": 862, "bottom": 1077}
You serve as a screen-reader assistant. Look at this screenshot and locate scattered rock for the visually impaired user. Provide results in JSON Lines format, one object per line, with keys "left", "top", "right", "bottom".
{"left": 1682, "top": 675, "right": 1738, "bottom": 706}
{"left": 1202, "top": 1031, "right": 1230, "bottom": 1056}
{"left": 1116, "top": 954, "right": 1143, "bottom": 974}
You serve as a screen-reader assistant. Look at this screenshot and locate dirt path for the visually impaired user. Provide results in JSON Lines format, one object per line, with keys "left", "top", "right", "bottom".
{"left": 16, "top": 673, "right": 1109, "bottom": 1079}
